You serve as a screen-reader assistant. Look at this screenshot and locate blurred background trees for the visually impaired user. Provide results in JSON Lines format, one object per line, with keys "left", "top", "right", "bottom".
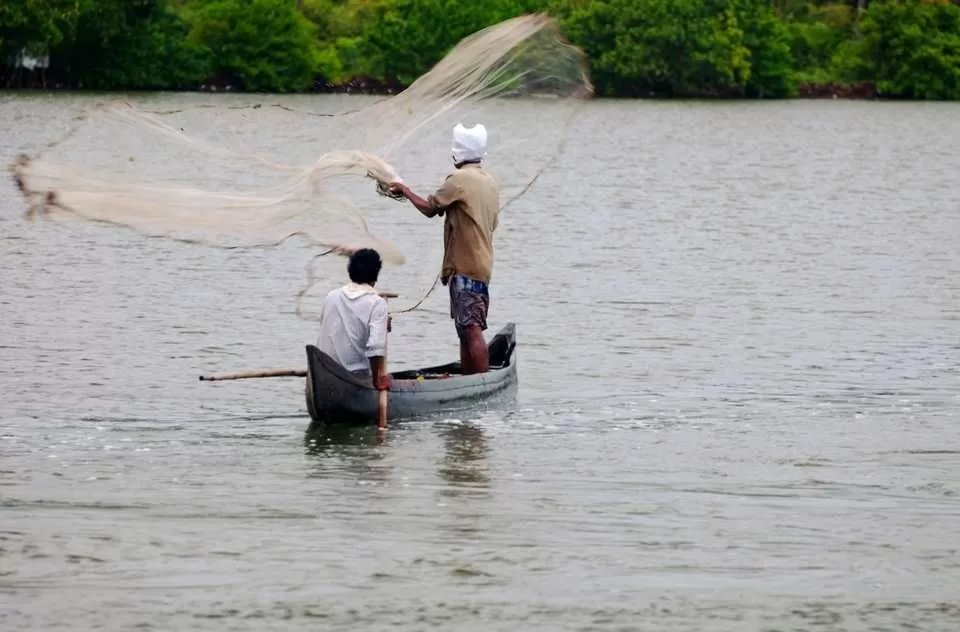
{"left": 1, "top": 0, "right": 957, "bottom": 98}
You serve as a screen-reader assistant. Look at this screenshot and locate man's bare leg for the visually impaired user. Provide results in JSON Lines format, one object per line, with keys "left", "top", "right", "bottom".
{"left": 459, "top": 324, "right": 489, "bottom": 375}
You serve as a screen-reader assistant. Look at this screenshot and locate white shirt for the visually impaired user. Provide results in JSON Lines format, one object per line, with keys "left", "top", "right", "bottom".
{"left": 316, "top": 283, "right": 388, "bottom": 373}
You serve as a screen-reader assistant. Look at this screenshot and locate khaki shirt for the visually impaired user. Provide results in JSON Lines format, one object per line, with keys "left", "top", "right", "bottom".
{"left": 427, "top": 163, "right": 500, "bottom": 283}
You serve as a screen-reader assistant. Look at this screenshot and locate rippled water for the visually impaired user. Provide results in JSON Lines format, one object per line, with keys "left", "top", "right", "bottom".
{"left": 2, "top": 93, "right": 959, "bottom": 631}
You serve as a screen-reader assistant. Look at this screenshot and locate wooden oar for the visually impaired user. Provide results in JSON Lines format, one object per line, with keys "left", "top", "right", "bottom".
{"left": 377, "top": 346, "right": 388, "bottom": 429}
{"left": 199, "top": 369, "right": 306, "bottom": 381}
{"left": 377, "top": 291, "right": 397, "bottom": 430}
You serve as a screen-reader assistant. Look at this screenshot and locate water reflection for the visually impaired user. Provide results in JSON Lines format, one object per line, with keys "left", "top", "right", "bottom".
{"left": 303, "top": 421, "right": 387, "bottom": 454}
{"left": 436, "top": 422, "right": 490, "bottom": 491}
{"left": 432, "top": 422, "right": 494, "bottom": 546}
{"left": 302, "top": 422, "right": 391, "bottom": 484}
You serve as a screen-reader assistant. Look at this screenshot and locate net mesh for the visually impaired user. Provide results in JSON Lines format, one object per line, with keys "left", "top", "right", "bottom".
{"left": 12, "top": 14, "right": 593, "bottom": 316}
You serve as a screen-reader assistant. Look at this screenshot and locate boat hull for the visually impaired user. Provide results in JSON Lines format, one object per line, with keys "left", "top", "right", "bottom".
{"left": 305, "top": 323, "right": 518, "bottom": 424}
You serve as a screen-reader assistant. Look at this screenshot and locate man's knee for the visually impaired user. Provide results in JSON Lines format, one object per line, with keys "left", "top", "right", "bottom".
{"left": 456, "top": 323, "right": 484, "bottom": 342}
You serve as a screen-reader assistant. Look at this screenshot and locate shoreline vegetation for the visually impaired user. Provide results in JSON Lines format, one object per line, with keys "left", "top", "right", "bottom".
{"left": 0, "top": 74, "right": 883, "bottom": 101}
{"left": 1, "top": 0, "right": 958, "bottom": 101}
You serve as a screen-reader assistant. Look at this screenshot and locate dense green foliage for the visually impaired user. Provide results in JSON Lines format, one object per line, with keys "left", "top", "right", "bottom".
{"left": 1, "top": 0, "right": 958, "bottom": 98}
{"left": 856, "top": 0, "right": 960, "bottom": 99}
{"left": 187, "top": 0, "right": 319, "bottom": 91}
{"left": 556, "top": 0, "right": 795, "bottom": 96}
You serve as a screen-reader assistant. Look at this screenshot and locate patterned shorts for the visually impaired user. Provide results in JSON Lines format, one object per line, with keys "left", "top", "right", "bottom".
{"left": 447, "top": 274, "right": 489, "bottom": 335}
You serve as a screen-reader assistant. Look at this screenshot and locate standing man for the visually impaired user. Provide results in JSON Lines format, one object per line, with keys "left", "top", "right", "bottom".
{"left": 389, "top": 123, "right": 500, "bottom": 374}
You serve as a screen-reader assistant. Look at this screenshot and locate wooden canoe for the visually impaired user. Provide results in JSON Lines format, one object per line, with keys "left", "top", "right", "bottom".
{"left": 305, "top": 323, "right": 518, "bottom": 424}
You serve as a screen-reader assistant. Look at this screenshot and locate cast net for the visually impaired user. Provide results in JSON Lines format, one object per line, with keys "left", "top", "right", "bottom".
{"left": 12, "top": 13, "right": 593, "bottom": 316}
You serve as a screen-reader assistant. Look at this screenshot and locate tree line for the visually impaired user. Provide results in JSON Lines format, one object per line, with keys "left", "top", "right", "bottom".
{"left": 1, "top": 0, "right": 958, "bottom": 99}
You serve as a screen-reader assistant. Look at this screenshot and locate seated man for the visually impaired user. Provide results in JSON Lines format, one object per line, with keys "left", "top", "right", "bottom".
{"left": 316, "top": 248, "right": 391, "bottom": 391}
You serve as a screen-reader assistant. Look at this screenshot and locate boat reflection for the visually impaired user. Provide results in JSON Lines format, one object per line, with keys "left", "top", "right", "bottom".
{"left": 436, "top": 421, "right": 490, "bottom": 490}
{"left": 303, "top": 420, "right": 389, "bottom": 454}
{"left": 302, "top": 416, "right": 495, "bottom": 493}
{"left": 302, "top": 421, "right": 392, "bottom": 485}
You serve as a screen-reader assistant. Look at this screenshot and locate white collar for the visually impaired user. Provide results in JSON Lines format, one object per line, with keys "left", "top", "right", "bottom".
{"left": 342, "top": 282, "right": 377, "bottom": 299}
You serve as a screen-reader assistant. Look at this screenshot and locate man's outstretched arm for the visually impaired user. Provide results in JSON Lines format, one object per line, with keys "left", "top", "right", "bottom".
{"left": 389, "top": 182, "right": 442, "bottom": 218}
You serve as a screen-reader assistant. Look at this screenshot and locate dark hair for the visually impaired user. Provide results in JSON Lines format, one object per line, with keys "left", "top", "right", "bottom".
{"left": 347, "top": 248, "right": 382, "bottom": 285}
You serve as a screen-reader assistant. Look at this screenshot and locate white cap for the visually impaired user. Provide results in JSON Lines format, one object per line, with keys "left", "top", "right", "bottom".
{"left": 451, "top": 123, "right": 487, "bottom": 164}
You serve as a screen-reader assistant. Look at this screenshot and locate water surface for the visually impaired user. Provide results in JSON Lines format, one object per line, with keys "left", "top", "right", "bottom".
{"left": 2, "top": 94, "right": 959, "bottom": 631}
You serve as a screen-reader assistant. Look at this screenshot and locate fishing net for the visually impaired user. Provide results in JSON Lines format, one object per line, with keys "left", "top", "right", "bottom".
{"left": 12, "top": 13, "right": 593, "bottom": 316}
